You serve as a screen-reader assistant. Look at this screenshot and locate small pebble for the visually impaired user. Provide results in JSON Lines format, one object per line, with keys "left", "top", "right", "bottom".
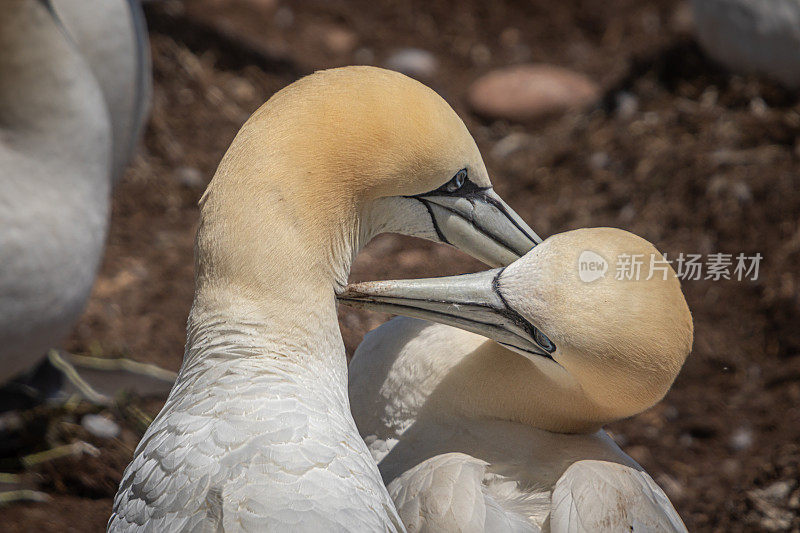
{"left": 589, "top": 151, "right": 610, "bottom": 171}
{"left": 82, "top": 414, "right": 121, "bottom": 440}
{"left": 750, "top": 97, "right": 768, "bottom": 117}
{"left": 384, "top": 48, "right": 438, "bottom": 80}
{"left": 175, "top": 166, "right": 203, "bottom": 189}
{"left": 755, "top": 480, "right": 794, "bottom": 501}
{"left": 730, "top": 426, "right": 754, "bottom": 451}
{"left": 353, "top": 47, "right": 375, "bottom": 65}
{"left": 491, "top": 132, "right": 532, "bottom": 160}
{"left": 618, "top": 203, "right": 636, "bottom": 223}
{"left": 615, "top": 91, "right": 639, "bottom": 120}
{"left": 322, "top": 26, "right": 357, "bottom": 56}
{"left": 470, "top": 44, "right": 491, "bottom": 66}
{"left": 273, "top": 6, "right": 293, "bottom": 29}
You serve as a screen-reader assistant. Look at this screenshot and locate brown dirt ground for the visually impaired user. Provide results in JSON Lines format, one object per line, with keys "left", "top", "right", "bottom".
{"left": 2, "top": 0, "right": 799, "bottom": 530}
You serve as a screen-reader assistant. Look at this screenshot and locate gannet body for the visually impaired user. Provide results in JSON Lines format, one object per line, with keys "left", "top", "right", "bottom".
{"left": 0, "top": 0, "right": 150, "bottom": 385}
{"left": 0, "top": 0, "right": 112, "bottom": 383}
{"left": 692, "top": 0, "right": 800, "bottom": 89}
{"left": 110, "top": 66, "right": 540, "bottom": 531}
{"left": 52, "top": 0, "right": 152, "bottom": 182}
{"left": 343, "top": 228, "right": 693, "bottom": 532}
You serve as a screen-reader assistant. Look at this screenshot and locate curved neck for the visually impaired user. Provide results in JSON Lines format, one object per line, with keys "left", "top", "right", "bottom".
{"left": 428, "top": 340, "right": 615, "bottom": 433}
{"left": 190, "top": 168, "right": 368, "bottom": 373}
{"left": 0, "top": 0, "right": 109, "bottom": 162}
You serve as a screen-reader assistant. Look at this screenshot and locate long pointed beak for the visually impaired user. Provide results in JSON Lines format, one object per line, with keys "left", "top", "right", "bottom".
{"left": 414, "top": 187, "right": 540, "bottom": 267}
{"left": 338, "top": 269, "right": 555, "bottom": 360}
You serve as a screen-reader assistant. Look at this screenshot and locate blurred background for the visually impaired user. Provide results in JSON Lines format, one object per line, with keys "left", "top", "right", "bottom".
{"left": 1, "top": 0, "right": 799, "bottom": 530}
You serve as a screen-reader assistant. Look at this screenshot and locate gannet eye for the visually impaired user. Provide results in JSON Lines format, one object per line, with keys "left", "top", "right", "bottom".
{"left": 534, "top": 327, "right": 556, "bottom": 353}
{"left": 444, "top": 169, "right": 467, "bottom": 193}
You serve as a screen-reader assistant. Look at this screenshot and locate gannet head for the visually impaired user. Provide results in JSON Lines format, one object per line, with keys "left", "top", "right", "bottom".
{"left": 339, "top": 227, "right": 693, "bottom": 425}
{"left": 196, "top": 66, "right": 538, "bottom": 299}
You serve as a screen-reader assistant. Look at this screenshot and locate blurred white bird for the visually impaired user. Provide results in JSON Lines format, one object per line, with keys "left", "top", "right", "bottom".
{"left": 108, "top": 66, "right": 540, "bottom": 531}
{"left": 343, "top": 227, "right": 693, "bottom": 532}
{"left": 0, "top": 0, "right": 150, "bottom": 390}
{"left": 52, "top": 0, "right": 152, "bottom": 182}
{"left": 692, "top": 0, "right": 800, "bottom": 88}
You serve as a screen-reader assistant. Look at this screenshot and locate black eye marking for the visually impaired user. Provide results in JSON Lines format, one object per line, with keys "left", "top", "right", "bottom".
{"left": 534, "top": 329, "right": 556, "bottom": 353}
{"left": 416, "top": 168, "right": 488, "bottom": 198}
{"left": 444, "top": 169, "right": 467, "bottom": 193}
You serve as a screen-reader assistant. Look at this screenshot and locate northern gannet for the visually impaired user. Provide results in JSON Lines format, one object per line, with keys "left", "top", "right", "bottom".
{"left": 0, "top": 0, "right": 113, "bottom": 383}
{"left": 109, "top": 66, "right": 540, "bottom": 531}
{"left": 341, "top": 227, "right": 693, "bottom": 532}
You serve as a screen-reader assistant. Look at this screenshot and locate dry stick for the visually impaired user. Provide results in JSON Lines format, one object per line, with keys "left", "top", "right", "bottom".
{"left": 66, "top": 353, "right": 177, "bottom": 382}
{"left": 21, "top": 441, "right": 100, "bottom": 469}
{"left": 0, "top": 489, "right": 50, "bottom": 506}
{"left": 47, "top": 350, "right": 110, "bottom": 406}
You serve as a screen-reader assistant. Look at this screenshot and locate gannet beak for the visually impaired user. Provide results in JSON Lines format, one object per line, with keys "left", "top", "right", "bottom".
{"left": 338, "top": 269, "right": 556, "bottom": 360}
{"left": 411, "top": 186, "right": 540, "bottom": 267}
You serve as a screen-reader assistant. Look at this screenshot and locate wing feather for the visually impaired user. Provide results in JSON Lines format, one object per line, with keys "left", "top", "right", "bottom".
{"left": 549, "top": 460, "right": 686, "bottom": 533}
{"left": 388, "top": 453, "right": 538, "bottom": 532}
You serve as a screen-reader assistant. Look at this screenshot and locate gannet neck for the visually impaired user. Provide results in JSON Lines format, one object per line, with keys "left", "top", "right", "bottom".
{"left": 428, "top": 338, "right": 619, "bottom": 433}
{"left": 186, "top": 278, "right": 345, "bottom": 375}
{"left": 192, "top": 154, "right": 359, "bottom": 342}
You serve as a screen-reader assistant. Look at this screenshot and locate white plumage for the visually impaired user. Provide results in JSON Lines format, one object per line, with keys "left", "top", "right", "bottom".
{"left": 550, "top": 461, "right": 685, "bottom": 532}
{"left": 388, "top": 453, "right": 544, "bottom": 532}
{"left": 111, "top": 314, "right": 403, "bottom": 531}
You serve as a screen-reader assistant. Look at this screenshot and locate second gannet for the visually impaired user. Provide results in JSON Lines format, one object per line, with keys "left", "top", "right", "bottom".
{"left": 1, "top": 0, "right": 151, "bottom": 394}
{"left": 0, "top": 0, "right": 112, "bottom": 384}
{"left": 109, "top": 66, "right": 540, "bottom": 531}
{"left": 342, "top": 228, "right": 693, "bottom": 532}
